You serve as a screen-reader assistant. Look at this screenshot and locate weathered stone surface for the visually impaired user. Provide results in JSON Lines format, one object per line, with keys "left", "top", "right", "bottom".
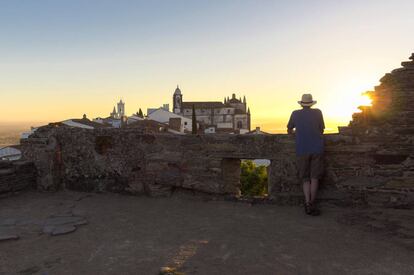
{"left": 21, "top": 125, "right": 414, "bottom": 207}
{"left": 51, "top": 225, "right": 77, "bottom": 236}
{"left": 42, "top": 215, "right": 87, "bottom": 236}
{"left": 0, "top": 160, "right": 36, "bottom": 194}
{"left": 3, "top": 191, "right": 413, "bottom": 274}
{"left": 44, "top": 216, "right": 87, "bottom": 226}
{"left": 0, "top": 234, "right": 19, "bottom": 242}
{"left": 42, "top": 225, "right": 56, "bottom": 234}
{"left": 22, "top": 128, "right": 297, "bottom": 198}
{"left": 1, "top": 218, "right": 17, "bottom": 226}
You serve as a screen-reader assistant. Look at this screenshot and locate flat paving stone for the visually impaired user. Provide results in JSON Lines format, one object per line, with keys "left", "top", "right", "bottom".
{"left": 44, "top": 216, "right": 86, "bottom": 226}
{"left": 42, "top": 225, "right": 55, "bottom": 234}
{"left": 42, "top": 216, "right": 87, "bottom": 235}
{"left": 51, "top": 213, "right": 74, "bottom": 217}
{"left": 51, "top": 225, "right": 77, "bottom": 236}
{"left": 16, "top": 218, "right": 41, "bottom": 226}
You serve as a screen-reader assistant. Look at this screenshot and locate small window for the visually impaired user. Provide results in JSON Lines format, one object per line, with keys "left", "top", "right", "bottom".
{"left": 184, "top": 122, "right": 188, "bottom": 125}
{"left": 227, "top": 109, "right": 230, "bottom": 114}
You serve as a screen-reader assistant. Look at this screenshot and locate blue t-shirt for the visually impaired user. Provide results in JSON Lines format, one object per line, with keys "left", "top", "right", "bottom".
{"left": 287, "top": 108, "right": 325, "bottom": 156}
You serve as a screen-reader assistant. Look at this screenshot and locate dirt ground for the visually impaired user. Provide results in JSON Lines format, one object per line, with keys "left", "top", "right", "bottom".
{"left": 0, "top": 191, "right": 413, "bottom": 275}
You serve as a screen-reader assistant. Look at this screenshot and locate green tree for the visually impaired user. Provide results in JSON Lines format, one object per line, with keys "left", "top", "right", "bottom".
{"left": 138, "top": 108, "right": 144, "bottom": 118}
{"left": 192, "top": 105, "right": 197, "bottom": 135}
{"left": 240, "top": 160, "right": 268, "bottom": 197}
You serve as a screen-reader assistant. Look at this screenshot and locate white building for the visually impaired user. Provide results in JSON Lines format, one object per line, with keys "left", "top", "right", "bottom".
{"left": 62, "top": 120, "right": 93, "bottom": 129}
{"left": 62, "top": 115, "right": 111, "bottom": 129}
{"left": 246, "top": 127, "right": 270, "bottom": 135}
{"left": 21, "top": 127, "right": 38, "bottom": 139}
{"left": 92, "top": 99, "right": 129, "bottom": 128}
{"left": 204, "top": 126, "right": 216, "bottom": 134}
{"left": 127, "top": 115, "right": 145, "bottom": 125}
{"left": 147, "top": 107, "right": 193, "bottom": 133}
{"left": 0, "top": 146, "right": 21, "bottom": 161}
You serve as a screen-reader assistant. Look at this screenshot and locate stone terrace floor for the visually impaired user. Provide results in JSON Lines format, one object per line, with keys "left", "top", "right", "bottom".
{"left": 0, "top": 191, "right": 413, "bottom": 275}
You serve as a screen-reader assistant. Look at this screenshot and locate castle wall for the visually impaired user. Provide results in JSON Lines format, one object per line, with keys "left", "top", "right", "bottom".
{"left": 21, "top": 126, "right": 414, "bottom": 207}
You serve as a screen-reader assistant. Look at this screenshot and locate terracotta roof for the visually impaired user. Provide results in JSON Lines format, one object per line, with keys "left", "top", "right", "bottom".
{"left": 182, "top": 102, "right": 225, "bottom": 109}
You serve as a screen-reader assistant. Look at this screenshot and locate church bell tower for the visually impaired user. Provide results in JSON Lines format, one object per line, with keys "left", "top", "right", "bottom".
{"left": 173, "top": 85, "right": 183, "bottom": 114}
{"left": 117, "top": 99, "right": 125, "bottom": 117}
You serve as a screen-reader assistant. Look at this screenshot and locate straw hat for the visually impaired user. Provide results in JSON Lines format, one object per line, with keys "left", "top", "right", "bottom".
{"left": 298, "top": 94, "right": 317, "bottom": 107}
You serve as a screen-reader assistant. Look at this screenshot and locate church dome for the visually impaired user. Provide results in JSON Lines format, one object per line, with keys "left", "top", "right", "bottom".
{"left": 174, "top": 85, "right": 182, "bottom": 95}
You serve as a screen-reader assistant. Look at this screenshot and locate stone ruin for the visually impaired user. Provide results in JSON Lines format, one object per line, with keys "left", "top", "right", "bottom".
{"left": 3, "top": 54, "right": 413, "bottom": 208}
{"left": 0, "top": 160, "right": 35, "bottom": 194}
{"left": 337, "top": 53, "right": 414, "bottom": 203}
{"left": 346, "top": 53, "right": 414, "bottom": 132}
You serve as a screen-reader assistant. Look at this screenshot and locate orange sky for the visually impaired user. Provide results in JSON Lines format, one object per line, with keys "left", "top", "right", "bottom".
{"left": 1, "top": 1, "right": 413, "bottom": 133}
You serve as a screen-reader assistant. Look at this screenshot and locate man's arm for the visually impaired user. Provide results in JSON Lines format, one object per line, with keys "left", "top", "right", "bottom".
{"left": 287, "top": 112, "right": 295, "bottom": 135}
{"left": 319, "top": 110, "right": 325, "bottom": 134}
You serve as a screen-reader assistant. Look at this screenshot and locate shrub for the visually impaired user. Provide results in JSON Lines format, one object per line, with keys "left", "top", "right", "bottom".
{"left": 240, "top": 160, "right": 268, "bottom": 197}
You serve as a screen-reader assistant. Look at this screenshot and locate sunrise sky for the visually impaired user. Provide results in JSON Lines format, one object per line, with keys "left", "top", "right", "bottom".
{"left": 1, "top": 0, "right": 414, "bottom": 132}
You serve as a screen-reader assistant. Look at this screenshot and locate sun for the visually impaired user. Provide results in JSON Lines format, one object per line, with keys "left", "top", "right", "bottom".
{"left": 325, "top": 92, "right": 372, "bottom": 118}
{"left": 354, "top": 93, "right": 373, "bottom": 112}
{"left": 322, "top": 84, "right": 374, "bottom": 131}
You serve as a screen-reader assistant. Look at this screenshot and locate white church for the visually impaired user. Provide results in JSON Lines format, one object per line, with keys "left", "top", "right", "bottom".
{"left": 172, "top": 86, "right": 251, "bottom": 133}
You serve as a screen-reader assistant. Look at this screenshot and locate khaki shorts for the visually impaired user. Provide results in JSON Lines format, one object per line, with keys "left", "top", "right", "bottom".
{"left": 296, "top": 154, "right": 324, "bottom": 181}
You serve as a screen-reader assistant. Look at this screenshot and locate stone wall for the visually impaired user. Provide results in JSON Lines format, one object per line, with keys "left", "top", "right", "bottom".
{"left": 0, "top": 160, "right": 36, "bottom": 194}
{"left": 21, "top": 125, "right": 414, "bottom": 207}
{"left": 21, "top": 126, "right": 295, "bottom": 196}
{"left": 335, "top": 53, "right": 414, "bottom": 207}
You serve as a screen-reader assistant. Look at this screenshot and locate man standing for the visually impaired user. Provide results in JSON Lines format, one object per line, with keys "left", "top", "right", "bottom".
{"left": 287, "top": 94, "right": 325, "bottom": 216}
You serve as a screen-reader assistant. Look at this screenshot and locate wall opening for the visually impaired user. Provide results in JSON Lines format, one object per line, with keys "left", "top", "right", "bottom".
{"left": 240, "top": 159, "right": 270, "bottom": 198}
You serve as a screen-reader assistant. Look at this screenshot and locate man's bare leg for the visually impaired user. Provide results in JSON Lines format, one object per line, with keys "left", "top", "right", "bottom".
{"left": 303, "top": 181, "right": 311, "bottom": 203}
{"left": 310, "top": 178, "right": 319, "bottom": 203}
{"left": 309, "top": 178, "right": 320, "bottom": 215}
